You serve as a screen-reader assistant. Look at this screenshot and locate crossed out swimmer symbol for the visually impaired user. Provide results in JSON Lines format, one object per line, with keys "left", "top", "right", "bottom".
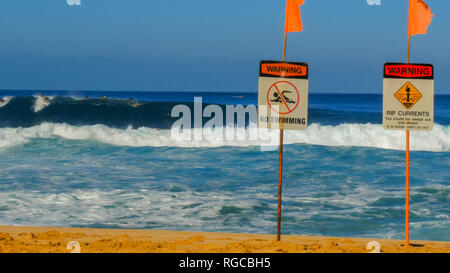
{"left": 267, "top": 81, "right": 300, "bottom": 114}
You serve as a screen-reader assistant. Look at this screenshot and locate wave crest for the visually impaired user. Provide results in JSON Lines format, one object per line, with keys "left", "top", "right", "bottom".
{"left": 0, "top": 122, "right": 449, "bottom": 152}
{"left": 0, "top": 96, "right": 13, "bottom": 108}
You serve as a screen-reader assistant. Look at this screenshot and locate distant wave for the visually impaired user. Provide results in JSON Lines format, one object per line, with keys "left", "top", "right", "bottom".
{"left": 0, "top": 96, "right": 13, "bottom": 108}
{"left": 32, "top": 95, "right": 53, "bottom": 112}
{"left": 1, "top": 96, "right": 449, "bottom": 128}
{"left": 0, "top": 122, "right": 449, "bottom": 152}
{"left": 0, "top": 96, "right": 364, "bottom": 128}
{"left": 0, "top": 96, "right": 175, "bottom": 128}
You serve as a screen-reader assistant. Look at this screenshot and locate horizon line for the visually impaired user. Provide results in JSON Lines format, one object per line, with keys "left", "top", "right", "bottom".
{"left": 1, "top": 88, "right": 449, "bottom": 95}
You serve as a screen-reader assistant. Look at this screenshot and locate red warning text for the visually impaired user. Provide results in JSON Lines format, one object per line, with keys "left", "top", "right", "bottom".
{"left": 384, "top": 64, "right": 433, "bottom": 79}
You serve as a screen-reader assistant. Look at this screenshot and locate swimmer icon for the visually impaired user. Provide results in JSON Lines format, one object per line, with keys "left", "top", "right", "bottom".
{"left": 266, "top": 81, "right": 300, "bottom": 115}
{"left": 270, "top": 90, "right": 296, "bottom": 104}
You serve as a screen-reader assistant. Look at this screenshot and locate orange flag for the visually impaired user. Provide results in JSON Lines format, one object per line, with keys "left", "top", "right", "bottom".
{"left": 408, "top": 0, "right": 434, "bottom": 36}
{"left": 284, "top": 0, "right": 305, "bottom": 33}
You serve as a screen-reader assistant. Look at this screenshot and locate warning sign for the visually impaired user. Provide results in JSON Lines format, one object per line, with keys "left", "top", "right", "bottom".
{"left": 258, "top": 60, "right": 308, "bottom": 130}
{"left": 383, "top": 63, "right": 434, "bottom": 131}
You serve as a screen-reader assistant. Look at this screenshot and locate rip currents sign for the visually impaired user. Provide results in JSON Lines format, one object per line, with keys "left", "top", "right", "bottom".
{"left": 258, "top": 60, "right": 309, "bottom": 130}
{"left": 383, "top": 63, "right": 434, "bottom": 131}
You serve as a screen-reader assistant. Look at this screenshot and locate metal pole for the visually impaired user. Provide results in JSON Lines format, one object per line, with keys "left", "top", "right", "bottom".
{"left": 277, "top": 128, "right": 284, "bottom": 241}
{"left": 277, "top": 32, "right": 288, "bottom": 241}
{"left": 405, "top": 129, "right": 410, "bottom": 246}
{"left": 405, "top": 35, "right": 411, "bottom": 247}
{"left": 407, "top": 36, "right": 411, "bottom": 64}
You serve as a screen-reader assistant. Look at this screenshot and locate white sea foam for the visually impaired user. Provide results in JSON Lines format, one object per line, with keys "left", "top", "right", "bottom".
{"left": 0, "top": 183, "right": 447, "bottom": 238}
{"left": 0, "top": 188, "right": 274, "bottom": 233}
{"left": 0, "top": 96, "right": 13, "bottom": 107}
{"left": 284, "top": 123, "right": 450, "bottom": 152}
{"left": 0, "top": 122, "right": 449, "bottom": 152}
{"left": 33, "top": 95, "right": 53, "bottom": 112}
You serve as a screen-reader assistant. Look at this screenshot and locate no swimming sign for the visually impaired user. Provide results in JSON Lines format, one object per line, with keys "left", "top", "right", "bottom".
{"left": 257, "top": 60, "right": 309, "bottom": 130}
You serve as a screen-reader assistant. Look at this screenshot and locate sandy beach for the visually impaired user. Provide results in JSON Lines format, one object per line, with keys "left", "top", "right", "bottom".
{"left": 0, "top": 226, "right": 448, "bottom": 253}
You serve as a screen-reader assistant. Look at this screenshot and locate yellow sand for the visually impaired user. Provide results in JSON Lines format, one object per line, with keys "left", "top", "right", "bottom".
{"left": 0, "top": 226, "right": 449, "bottom": 253}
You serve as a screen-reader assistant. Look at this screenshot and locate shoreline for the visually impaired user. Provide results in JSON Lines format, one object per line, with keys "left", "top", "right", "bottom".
{"left": 0, "top": 225, "right": 449, "bottom": 253}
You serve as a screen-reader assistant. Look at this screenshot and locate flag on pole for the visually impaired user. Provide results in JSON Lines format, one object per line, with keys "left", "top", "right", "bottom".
{"left": 284, "top": 0, "right": 305, "bottom": 33}
{"left": 408, "top": 0, "right": 434, "bottom": 36}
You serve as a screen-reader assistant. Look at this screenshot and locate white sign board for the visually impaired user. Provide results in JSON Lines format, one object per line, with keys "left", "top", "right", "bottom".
{"left": 383, "top": 63, "right": 434, "bottom": 131}
{"left": 258, "top": 60, "right": 308, "bottom": 130}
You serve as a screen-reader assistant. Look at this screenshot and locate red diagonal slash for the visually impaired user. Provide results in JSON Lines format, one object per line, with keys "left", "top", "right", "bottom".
{"left": 273, "top": 83, "right": 291, "bottom": 112}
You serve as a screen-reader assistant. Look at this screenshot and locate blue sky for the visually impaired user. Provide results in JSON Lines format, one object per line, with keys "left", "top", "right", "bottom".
{"left": 0, "top": 0, "right": 448, "bottom": 93}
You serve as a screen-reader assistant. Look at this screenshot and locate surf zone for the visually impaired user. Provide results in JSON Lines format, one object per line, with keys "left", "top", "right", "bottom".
{"left": 384, "top": 64, "right": 433, "bottom": 79}
{"left": 259, "top": 116, "right": 306, "bottom": 125}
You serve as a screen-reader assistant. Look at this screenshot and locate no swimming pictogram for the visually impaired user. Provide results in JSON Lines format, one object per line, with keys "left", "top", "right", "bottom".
{"left": 267, "top": 81, "right": 300, "bottom": 115}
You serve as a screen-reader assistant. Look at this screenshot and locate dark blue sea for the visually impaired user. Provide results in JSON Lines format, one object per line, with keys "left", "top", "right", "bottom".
{"left": 0, "top": 90, "right": 449, "bottom": 241}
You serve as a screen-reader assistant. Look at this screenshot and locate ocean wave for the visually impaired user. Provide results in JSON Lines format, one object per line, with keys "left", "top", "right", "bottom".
{"left": 32, "top": 95, "right": 53, "bottom": 112}
{"left": 0, "top": 96, "right": 449, "bottom": 128}
{"left": 0, "top": 96, "right": 13, "bottom": 108}
{"left": 0, "top": 122, "right": 449, "bottom": 152}
{"left": 0, "top": 96, "right": 176, "bottom": 128}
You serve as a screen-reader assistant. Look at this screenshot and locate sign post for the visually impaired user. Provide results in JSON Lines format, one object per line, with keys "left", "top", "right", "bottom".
{"left": 258, "top": 0, "right": 306, "bottom": 242}
{"left": 258, "top": 59, "right": 308, "bottom": 241}
{"left": 382, "top": 0, "right": 434, "bottom": 247}
{"left": 383, "top": 62, "right": 434, "bottom": 246}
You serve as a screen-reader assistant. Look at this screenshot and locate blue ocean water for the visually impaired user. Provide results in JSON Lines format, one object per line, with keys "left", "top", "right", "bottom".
{"left": 0, "top": 90, "right": 449, "bottom": 241}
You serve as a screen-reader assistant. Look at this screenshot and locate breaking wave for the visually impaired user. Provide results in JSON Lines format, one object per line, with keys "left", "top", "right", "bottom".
{"left": 0, "top": 96, "right": 13, "bottom": 108}
{"left": 0, "top": 122, "right": 449, "bottom": 152}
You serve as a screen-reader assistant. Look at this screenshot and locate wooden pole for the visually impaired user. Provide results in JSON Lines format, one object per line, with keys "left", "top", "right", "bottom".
{"left": 405, "top": 35, "right": 411, "bottom": 247}
{"left": 277, "top": 128, "right": 284, "bottom": 241}
{"left": 277, "top": 32, "right": 288, "bottom": 242}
